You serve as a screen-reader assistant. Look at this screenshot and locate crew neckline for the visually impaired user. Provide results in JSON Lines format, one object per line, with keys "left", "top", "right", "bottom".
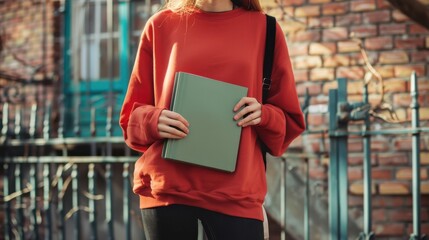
{"left": 191, "top": 7, "right": 245, "bottom": 20}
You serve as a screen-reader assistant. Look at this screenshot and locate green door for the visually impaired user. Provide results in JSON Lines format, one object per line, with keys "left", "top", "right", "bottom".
{"left": 63, "top": 0, "right": 162, "bottom": 137}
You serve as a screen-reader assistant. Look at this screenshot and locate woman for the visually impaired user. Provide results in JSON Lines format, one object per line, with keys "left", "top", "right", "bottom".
{"left": 119, "top": 0, "right": 305, "bottom": 239}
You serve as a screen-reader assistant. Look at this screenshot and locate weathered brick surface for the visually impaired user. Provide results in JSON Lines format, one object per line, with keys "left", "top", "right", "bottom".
{"left": 309, "top": 42, "right": 336, "bottom": 55}
{"left": 351, "top": 0, "right": 376, "bottom": 12}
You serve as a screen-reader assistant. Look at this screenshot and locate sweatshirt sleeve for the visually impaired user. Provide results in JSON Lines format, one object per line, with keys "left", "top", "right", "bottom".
{"left": 254, "top": 23, "right": 306, "bottom": 157}
{"left": 119, "top": 21, "right": 163, "bottom": 153}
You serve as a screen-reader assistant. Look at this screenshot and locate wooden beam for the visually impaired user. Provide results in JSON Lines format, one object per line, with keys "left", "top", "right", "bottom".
{"left": 387, "top": 0, "right": 429, "bottom": 30}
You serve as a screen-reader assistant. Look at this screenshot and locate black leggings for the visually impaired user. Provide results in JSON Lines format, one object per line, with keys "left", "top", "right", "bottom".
{"left": 141, "top": 204, "right": 264, "bottom": 240}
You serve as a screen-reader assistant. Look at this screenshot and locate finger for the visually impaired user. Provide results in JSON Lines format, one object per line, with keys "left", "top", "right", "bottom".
{"left": 159, "top": 131, "right": 185, "bottom": 139}
{"left": 164, "top": 110, "right": 190, "bottom": 127}
{"left": 159, "top": 116, "right": 189, "bottom": 134}
{"left": 158, "top": 124, "right": 187, "bottom": 138}
{"left": 233, "top": 97, "right": 256, "bottom": 111}
{"left": 233, "top": 105, "right": 252, "bottom": 120}
{"left": 234, "top": 102, "right": 260, "bottom": 120}
{"left": 238, "top": 111, "right": 261, "bottom": 127}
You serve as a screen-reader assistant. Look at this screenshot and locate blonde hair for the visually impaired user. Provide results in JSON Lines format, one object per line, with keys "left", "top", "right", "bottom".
{"left": 164, "top": 0, "right": 262, "bottom": 12}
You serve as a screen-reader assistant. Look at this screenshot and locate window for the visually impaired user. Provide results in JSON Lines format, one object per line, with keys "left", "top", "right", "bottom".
{"left": 64, "top": 0, "right": 162, "bottom": 137}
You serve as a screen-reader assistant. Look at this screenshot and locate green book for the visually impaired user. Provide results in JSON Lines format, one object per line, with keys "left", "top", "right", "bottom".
{"left": 162, "top": 72, "right": 248, "bottom": 172}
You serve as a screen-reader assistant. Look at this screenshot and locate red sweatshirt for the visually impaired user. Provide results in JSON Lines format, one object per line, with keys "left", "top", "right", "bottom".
{"left": 119, "top": 7, "right": 305, "bottom": 221}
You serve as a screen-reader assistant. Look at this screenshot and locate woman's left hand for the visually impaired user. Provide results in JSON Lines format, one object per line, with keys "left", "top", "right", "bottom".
{"left": 233, "top": 97, "right": 262, "bottom": 127}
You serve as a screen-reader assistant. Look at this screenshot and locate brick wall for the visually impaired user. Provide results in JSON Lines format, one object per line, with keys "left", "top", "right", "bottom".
{"left": 0, "top": 0, "right": 59, "bottom": 80}
{"left": 0, "top": 0, "right": 60, "bottom": 136}
{"left": 263, "top": 0, "right": 429, "bottom": 238}
{"left": 1, "top": 0, "right": 58, "bottom": 76}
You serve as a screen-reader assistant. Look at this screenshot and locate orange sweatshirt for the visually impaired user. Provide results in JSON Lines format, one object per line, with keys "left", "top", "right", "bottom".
{"left": 119, "top": 8, "right": 305, "bottom": 221}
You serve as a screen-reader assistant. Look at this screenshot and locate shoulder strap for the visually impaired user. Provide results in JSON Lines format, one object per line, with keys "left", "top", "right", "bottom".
{"left": 262, "top": 14, "right": 276, "bottom": 103}
{"left": 261, "top": 14, "right": 277, "bottom": 170}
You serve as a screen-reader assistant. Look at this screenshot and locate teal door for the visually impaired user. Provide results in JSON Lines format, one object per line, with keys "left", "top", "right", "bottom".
{"left": 63, "top": 0, "right": 162, "bottom": 137}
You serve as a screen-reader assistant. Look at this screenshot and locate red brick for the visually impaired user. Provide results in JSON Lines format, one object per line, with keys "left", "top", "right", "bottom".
{"left": 350, "top": 25, "right": 377, "bottom": 38}
{"left": 296, "top": 83, "right": 322, "bottom": 96}
{"left": 373, "top": 66, "right": 395, "bottom": 78}
{"left": 395, "top": 37, "right": 425, "bottom": 49}
{"left": 349, "top": 51, "right": 377, "bottom": 65}
{"left": 309, "top": 0, "right": 331, "bottom": 3}
{"left": 383, "top": 79, "right": 408, "bottom": 92}
{"left": 409, "top": 23, "right": 429, "bottom": 34}
{"left": 376, "top": 0, "right": 391, "bottom": 8}
{"left": 365, "top": 36, "right": 393, "bottom": 50}
{"left": 289, "top": 43, "right": 309, "bottom": 57}
{"left": 420, "top": 107, "right": 429, "bottom": 120}
{"left": 426, "top": 37, "right": 429, "bottom": 48}
{"left": 349, "top": 196, "right": 363, "bottom": 207}
{"left": 294, "top": 69, "right": 309, "bottom": 82}
{"left": 396, "top": 168, "right": 428, "bottom": 180}
{"left": 372, "top": 209, "right": 387, "bottom": 222}
{"left": 394, "top": 64, "right": 426, "bottom": 78}
{"left": 322, "top": 80, "right": 337, "bottom": 94}
{"left": 322, "top": 2, "right": 348, "bottom": 15}
{"left": 337, "top": 67, "right": 365, "bottom": 80}
{"left": 295, "top": 5, "right": 320, "bottom": 17}
{"left": 349, "top": 139, "right": 364, "bottom": 152}
{"left": 349, "top": 168, "right": 363, "bottom": 180}
{"left": 279, "top": 19, "right": 306, "bottom": 34}
{"left": 408, "top": 223, "right": 429, "bottom": 236}
{"left": 422, "top": 182, "right": 429, "bottom": 194}
{"left": 379, "top": 51, "right": 409, "bottom": 64}
{"left": 338, "top": 40, "right": 361, "bottom": 53}
{"left": 394, "top": 137, "right": 413, "bottom": 151}
{"left": 411, "top": 51, "right": 429, "bottom": 62}
{"left": 308, "top": 16, "right": 334, "bottom": 28}
{"left": 389, "top": 209, "right": 414, "bottom": 222}
{"left": 293, "top": 56, "right": 323, "bottom": 69}
{"left": 379, "top": 182, "right": 410, "bottom": 195}
{"left": 393, "top": 94, "right": 411, "bottom": 107}
{"left": 378, "top": 152, "right": 409, "bottom": 165}
{"left": 336, "top": 13, "right": 362, "bottom": 26}
{"left": 309, "top": 42, "right": 336, "bottom": 55}
{"left": 371, "top": 140, "right": 389, "bottom": 152}
{"left": 392, "top": 10, "right": 409, "bottom": 22}
{"left": 323, "top": 55, "right": 350, "bottom": 67}
{"left": 289, "top": 30, "right": 321, "bottom": 42}
{"left": 310, "top": 68, "right": 334, "bottom": 81}
{"left": 379, "top": 23, "right": 407, "bottom": 35}
{"left": 323, "top": 27, "right": 348, "bottom": 41}
{"left": 363, "top": 10, "right": 391, "bottom": 23}
{"left": 351, "top": 0, "right": 376, "bottom": 12}
{"left": 372, "top": 196, "right": 405, "bottom": 207}
{"left": 283, "top": 0, "right": 305, "bottom": 6}
{"left": 422, "top": 152, "right": 429, "bottom": 165}
{"left": 350, "top": 182, "right": 376, "bottom": 195}
{"left": 372, "top": 168, "right": 393, "bottom": 179}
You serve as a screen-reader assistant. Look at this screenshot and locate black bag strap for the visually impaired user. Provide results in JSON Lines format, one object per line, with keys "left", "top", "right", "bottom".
{"left": 263, "top": 14, "right": 276, "bottom": 103}
{"left": 261, "top": 14, "right": 276, "bottom": 170}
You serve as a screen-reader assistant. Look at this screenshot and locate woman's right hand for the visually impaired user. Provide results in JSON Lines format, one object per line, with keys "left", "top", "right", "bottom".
{"left": 158, "top": 110, "right": 189, "bottom": 139}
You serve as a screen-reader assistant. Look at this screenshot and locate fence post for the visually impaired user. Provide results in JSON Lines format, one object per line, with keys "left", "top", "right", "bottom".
{"left": 328, "top": 78, "right": 349, "bottom": 239}
{"left": 409, "top": 72, "right": 422, "bottom": 240}
{"left": 360, "top": 82, "right": 374, "bottom": 240}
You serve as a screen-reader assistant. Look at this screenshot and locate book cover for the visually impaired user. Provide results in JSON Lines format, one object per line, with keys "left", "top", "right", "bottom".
{"left": 162, "top": 72, "right": 248, "bottom": 172}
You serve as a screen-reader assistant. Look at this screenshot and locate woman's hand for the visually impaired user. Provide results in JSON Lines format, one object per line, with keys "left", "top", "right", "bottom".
{"left": 233, "top": 97, "right": 262, "bottom": 127}
{"left": 158, "top": 110, "right": 189, "bottom": 139}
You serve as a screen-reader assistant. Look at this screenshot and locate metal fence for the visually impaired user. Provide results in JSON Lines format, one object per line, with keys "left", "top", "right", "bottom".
{"left": 1, "top": 73, "right": 428, "bottom": 240}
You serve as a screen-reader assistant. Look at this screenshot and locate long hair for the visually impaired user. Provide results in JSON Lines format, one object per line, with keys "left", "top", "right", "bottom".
{"left": 164, "top": 0, "right": 262, "bottom": 12}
